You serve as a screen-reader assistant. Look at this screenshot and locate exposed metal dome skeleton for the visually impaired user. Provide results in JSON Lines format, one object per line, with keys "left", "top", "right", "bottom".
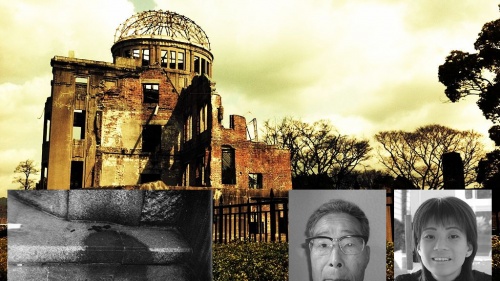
{"left": 114, "top": 10, "right": 211, "bottom": 51}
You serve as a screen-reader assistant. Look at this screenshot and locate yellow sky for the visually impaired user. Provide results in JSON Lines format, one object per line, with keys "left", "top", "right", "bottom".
{"left": 0, "top": 0, "right": 498, "bottom": 196}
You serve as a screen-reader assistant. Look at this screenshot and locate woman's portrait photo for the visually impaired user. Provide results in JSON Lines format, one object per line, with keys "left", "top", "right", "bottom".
{"left": 393, "top": 190, "right": 492, "bottom": 281}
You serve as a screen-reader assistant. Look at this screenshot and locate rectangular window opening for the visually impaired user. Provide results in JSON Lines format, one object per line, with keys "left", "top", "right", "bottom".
{"left": 73, "top": 110, "right": 85, "bottom": 140}
{"left": 142, "top": 49, "right": 150, "bottom": 66}
{"left": 161, "top": 50, "right": 168, "bottom": 67}
{"left": 200, "top": 158, "right": 205, "bottom": 186}
{"left": 204, "top": 105, "right": 208, "bottom": 129}
{"left": 194, "top": 56, "right": 200, "bottom": 74}
{"left": 178, "top": 52, "right": 184, "bottom": 70}
{"left": 184, "top": 163, "right": 190, "bottom": 186}
{"left": 200, "top": 106, "right": 206, "bottom": 133}
{"left": 70, "top": 161, "right": 83, "bottom": 189}
{"left": 143, "top": 84, "right": 159, "bottom": 103}
{"left": 132, "top": 49, "right": 140, "bottom": 59}
{"left": 45, "top": 119, "right": 51, "bottom": 142}
{"left": 221, "top": 146, "right": 236, "bottom": 184}
{"left": 142, "top": 125, "right": 162, "bottom": 153}
{"left": 185, "top": 115, "right": 192, "bottom": 141}
{"left": 75, "top": 77, "right": 88, "bottom": 84}
{"left": 201, "top": 58, "right": 206, "bottom": 75}
{"left": 140, "top": 173, "right": 161, "bottom": 184}
{"left": 75, "top": 77, "right": 87, "bottom": 99}
{"left": 169, "top": 51, "right": 176, "bottom": 69}
{"left": 195, "top": 158, "right": 205, "bottom": 186}
{"left": 249, "top": 173, "right": 263, "bottom": 189}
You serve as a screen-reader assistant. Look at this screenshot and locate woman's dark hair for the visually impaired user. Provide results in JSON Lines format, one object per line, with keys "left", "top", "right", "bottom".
{"left": 412, "top": 197, "right": 477, "bottom": 281}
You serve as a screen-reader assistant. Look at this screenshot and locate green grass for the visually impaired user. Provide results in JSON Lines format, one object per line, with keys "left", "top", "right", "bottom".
{"left": 213, "top": 240, "right": 288, "bottom": 281}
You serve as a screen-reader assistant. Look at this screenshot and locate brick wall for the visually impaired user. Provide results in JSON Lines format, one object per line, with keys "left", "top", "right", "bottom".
{"left": 97, "top": 68, "right": 182, "bottom": 187}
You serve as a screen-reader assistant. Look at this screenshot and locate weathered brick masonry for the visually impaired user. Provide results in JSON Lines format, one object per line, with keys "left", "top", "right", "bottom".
{"left": 40, "top": 11, "right": 292, "bottom": 199}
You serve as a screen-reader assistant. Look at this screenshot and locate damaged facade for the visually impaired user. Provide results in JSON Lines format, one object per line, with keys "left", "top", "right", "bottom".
{"left": 40, "top": 10, "right": 292, "bottom": 197}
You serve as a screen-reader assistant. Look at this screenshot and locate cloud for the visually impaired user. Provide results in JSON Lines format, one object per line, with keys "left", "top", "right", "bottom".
{"left": 155, "top": 0, "right": 498, "bottom": 137}
{"left": 0, "top": 0, "right": 134, "bottom": 84}
{"left": 0, "top": 0, "right": 135, "bottom": 197}
{"left": 404, "top": 0, "right": 498, "bottom": 32}
{"left": 1, "top": 0, "right": 498, "bottom": 196}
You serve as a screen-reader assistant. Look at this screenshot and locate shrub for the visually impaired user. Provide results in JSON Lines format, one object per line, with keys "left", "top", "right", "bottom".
{"left": 493, "top": 235, "right": 500, "bottom": 276}
{"left": 213, "top": 240, "right": 288, "bottom": 281}
{"left": 386, "top": 241, "right": 394, "bottom": 281}
{"left": 0, "top": 237, "right": 6, "bottom": 281}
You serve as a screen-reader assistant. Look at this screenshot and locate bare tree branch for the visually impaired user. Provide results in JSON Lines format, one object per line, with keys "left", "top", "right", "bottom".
{"left": 375, "top": 125, "right": 485, "bottom": 189}
{"left": 13, "top": 160, "right": 40, "bottom": 190}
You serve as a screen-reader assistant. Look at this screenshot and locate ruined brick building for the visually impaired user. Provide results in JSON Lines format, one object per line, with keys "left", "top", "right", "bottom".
{"left": 40, "top": 10, "right": 292, "bottom": 196}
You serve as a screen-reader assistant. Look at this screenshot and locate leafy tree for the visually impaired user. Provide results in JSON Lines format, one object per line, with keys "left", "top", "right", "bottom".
{"left": 13, "top": 160, "right": 39, "bottom": 190}
{"left": 438, "top": 8, "right": 500, "bottom": 188}
{"left": 374, "top": 124, "right": 484, "bottom": 189}
{"left": 262, "top": 117, "right": 371, "bottom": 188}
{"left": 476, "top": 150, "right": 500, "bottom": 189}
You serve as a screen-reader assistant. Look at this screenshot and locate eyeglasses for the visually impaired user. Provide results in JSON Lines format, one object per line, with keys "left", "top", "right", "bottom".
{"left": 306, "top": 235, "right": 367, "bottom": 255}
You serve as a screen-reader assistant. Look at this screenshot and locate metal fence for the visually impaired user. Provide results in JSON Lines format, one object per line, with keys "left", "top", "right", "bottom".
{"left": 213, "top": 193, "right": 288, "bottom": 243}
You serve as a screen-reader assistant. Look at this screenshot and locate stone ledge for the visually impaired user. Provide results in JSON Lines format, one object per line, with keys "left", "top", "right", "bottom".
{"left": 8, "top": 196, "right": 192, "bottom": 265}
{"left": 8, "top": 263, "right": 191, "bottom": 281}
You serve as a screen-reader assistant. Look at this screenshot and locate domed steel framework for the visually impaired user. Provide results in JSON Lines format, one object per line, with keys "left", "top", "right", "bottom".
{"left": 114, "top": 10, "right": 211, "bottom": 51}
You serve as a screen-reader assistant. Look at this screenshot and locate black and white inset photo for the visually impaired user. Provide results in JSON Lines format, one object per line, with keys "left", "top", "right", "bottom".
{"left": 393, "top": 190, "right": 492, "bottom": 281}
{"left": 288, "top": 190, "right": 386, "bottom": 281}
{"left": 8, "top": 189, "right": 212, "bottom": 281}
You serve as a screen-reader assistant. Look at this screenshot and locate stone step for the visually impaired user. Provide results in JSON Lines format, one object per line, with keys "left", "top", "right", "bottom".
{"left": 8, "top": 196, "right": 192, "bottom": 265}
{"left": 8, "top": 263, "right": 191, "bottom": 281}
{"left": 9, "top": 190, "right": 185, "bottom": 226}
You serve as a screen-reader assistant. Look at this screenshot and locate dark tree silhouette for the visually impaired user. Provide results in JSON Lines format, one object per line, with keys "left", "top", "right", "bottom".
{"left": 13, "top": 160, "right": 39, "bottom": 190}
{"left": 375, "top": 124, "right": 484, "bottom": 189}
{"left": 262, "top": 117, "right": 371, "bottom": 188}
{"left": 438, "top": 7, "right": 500, "bottom": 189}
{"left": 477, "top": 150, "right": 500, "bottom": 189}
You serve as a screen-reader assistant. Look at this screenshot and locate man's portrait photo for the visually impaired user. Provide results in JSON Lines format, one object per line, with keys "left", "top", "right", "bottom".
{"left": 289, "top": 190, "right": 386, "bottom": 281}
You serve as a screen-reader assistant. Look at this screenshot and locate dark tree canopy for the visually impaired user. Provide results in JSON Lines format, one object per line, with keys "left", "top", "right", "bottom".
{"left": 439, "top": 19, "right": 500, "bottom": 123}
{"left": 476, "top": 150, "right": 500, "bottom": 190}
{"left": 438, "top": 9, "right": 500, "bottom": 189}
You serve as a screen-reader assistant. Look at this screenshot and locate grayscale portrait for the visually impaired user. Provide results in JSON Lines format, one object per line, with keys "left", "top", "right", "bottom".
{"left": 393, "top": 190, "right": 492, "bottom": 281}
{"left": 8, "top": 189, "right": 212, "bottom": 281}
{"left": 289, "top": 190, "right": 386, "bottom": 281}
